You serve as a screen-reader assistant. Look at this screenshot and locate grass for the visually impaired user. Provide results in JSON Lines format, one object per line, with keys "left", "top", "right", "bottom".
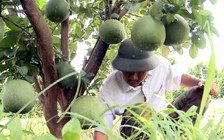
{"left": 0, "top": 98, "right": 223, "bottom": 139}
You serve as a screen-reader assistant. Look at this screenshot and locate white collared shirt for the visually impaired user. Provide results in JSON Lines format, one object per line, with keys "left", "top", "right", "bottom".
{"left": 95, "top": 56, "right": 182, "bottom": 133}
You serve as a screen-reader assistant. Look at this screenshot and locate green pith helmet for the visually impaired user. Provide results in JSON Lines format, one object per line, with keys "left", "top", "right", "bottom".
{"left": 112, "top": 38, "right": 160, "bottom": 72}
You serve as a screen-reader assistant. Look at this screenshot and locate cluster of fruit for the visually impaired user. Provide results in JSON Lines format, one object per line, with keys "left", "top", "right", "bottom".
{"left": 99, "top": 14, "right": 190, "bottom": 52}
{"left": 44, "top": 0, "right": 192, "bottom": 53}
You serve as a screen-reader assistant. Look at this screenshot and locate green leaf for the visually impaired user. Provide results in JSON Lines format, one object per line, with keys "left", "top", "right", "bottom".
{"left": 192, "top": 9, "right": 203, "bottom": 28}
{"left": 53, "top": 36, "right": 61, "bottom": 47}
{"left": 17, "top": 65, "right": 28, "bottom": 76}
{"left": 33, "top": 134, "right": 58, "bottom": 140}
{"left": 62, "top": 117, "right": 81, "bottom": 140}
{"left": 7, "top": 117, "right": 23, "bottom": 140}
{"left": 36, "top": 0, "right": 46, "bottom": 10}
{"left": 192, "top": 32, "right": 206, "bottom": 49}
{"left": 4, "top": 16, "right": 22, "bottom": 31}
{"left": 210, "top": 25, "right": 219, "bottom": 37}
{"left": 150, "top": 0, "right": 163, "bottom": 20}
{"left": 161, "top": 46, "right": 170, "bottom": 58}
{"left": 198, "top": 9, "right": 212, "bottom": 16}
{"left": 26, "top": 63, "right": 40, "bottom": 76}
{"left": 209, "top": 0, "right": 217, "bottom": 5}
{"left": 162, "top": 3, "right": 180, "bottom": 14}
{"left": 189, "top": 45, "right": 198, "bottom": 58}
{"left": 0, "top": 134, "right": 7, "bottom": 140}
{"left": 110, "top": 13, "right": 119, "bottom": 19}
{"left": 124, "top": 2, "right": 141, "bottom": 13}
{"left": 0, "top": 58, "right": 16, "bottom": 72}
{"left": 4, "top": 48, "right": 17, "bottom": 58}
{"left": 2, "top": 0, "right": 20, "bottom": 6}
{"left": 0, "top": 71, "right": 11, "bottom": 80}
{"left": 166, "top": 13, "right": 175, "bottom": 24}
{"left": 82, "top": 135, "right": 92, "bottom": 140}
{"left": 0, "top": 36, "right": 17, "bottom": 48}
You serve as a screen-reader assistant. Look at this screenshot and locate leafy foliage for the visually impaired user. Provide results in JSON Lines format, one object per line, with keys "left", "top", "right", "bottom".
{"left": 216, "top": 68, "right": 224, "bottom": 98}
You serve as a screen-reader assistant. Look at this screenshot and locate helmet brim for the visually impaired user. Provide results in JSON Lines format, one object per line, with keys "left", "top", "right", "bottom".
{"left": 112, "top": 54, "right": 160, "bottom": 72}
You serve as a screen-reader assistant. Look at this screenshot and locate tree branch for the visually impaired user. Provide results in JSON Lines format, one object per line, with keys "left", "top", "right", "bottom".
{"left": 61, "top": 17, "right": 70, "bottom": 61}
{"left": 20, "top": 0, "right": 67, "bottom": 138}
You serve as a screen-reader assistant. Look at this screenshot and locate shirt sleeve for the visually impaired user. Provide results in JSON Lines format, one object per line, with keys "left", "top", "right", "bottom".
{"left": 163, "top": 58, "right": 183, "bottom": 91}
{"left": 94, "top": 75, "right": 116, "bottom": 134}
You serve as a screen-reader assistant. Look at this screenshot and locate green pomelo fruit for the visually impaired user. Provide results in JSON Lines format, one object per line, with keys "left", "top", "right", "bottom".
{"left": 71, "top": 95, "right": 105, "bottom": 129}
{"left": 121, "top": 103, "right": 153, "bottom": 139}
{"left": 131, "top": 15, "right": 166, "bottom": 51}
{"left": 99, "top": 19, "right": 126, "bottom": 44}
{"left": 0, "top": 17, "right": 5, "bottom": 42}
{"left": 56, "top": 61, "right": 77, "bottom": 89}
{"left": 45, "top": 0, "right": 70, "bottom": 23}
{"left": 163, "top": 14, "right": 190, "bottom": 46}
{"left": 2, "top": 79, "right": 36, "bottom": 114}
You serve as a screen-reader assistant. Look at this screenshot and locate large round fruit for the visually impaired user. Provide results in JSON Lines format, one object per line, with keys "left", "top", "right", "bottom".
{"left": 120, "top": 103, "right": 153, "bottom": 139}
{"left": 56, "top": 61, "right": 78, "bottom": 89}
{"left": 0, "top": 17, "right": 5, "bottom": 42}
{"left": 163, "top": 14, "right": 190, "bottom": 46}
{"left": 1, "top": 79, "right": 36, "bottom": 114}
{"left": 99, "top": 19, "right": 126, "bottom": 44}
{"left": 45, "top": 0, "right": 70, "bottom": 23}
{"left": 131, "top": 15, "right": 166, "bottom": 51}
{"left": 71, "top": 95, "right": 105, "bottom": 129}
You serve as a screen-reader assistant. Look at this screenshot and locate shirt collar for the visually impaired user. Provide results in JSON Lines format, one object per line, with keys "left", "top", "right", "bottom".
{"left": 120, "top": 71, "right": 152, "bottom": 92}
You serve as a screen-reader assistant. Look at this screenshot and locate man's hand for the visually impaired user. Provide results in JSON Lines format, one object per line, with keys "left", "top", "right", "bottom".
{"left": 198, "top": 81, "right": 218, "bottom": 96}
{"left": 94, "top": 131, "right": 108, "bottom": 140}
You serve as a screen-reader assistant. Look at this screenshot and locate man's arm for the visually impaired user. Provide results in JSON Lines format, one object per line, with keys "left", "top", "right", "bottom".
{"left": 94, "top": 131, "right": 108, "bottom": 140}
{"left": 180, "top": 73, "right": 218, "bottom": 96}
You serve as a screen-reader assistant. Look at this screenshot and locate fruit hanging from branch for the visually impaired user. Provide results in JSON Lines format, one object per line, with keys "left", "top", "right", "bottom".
{"left": 70, "top": 95, "right": 105, "bottom": 129}
{"left": 99, "top": 19, "right": 126, "bottom": 44}
{"left": 45, "top": 0, "right": 70, "bottom": 23}
{"left": 162, "top": 14, "right": 190, "bottom": 46}
{"left": 131, "top": 14, "right": 166, "bottom": 51}
{"left": 1, "top": 79, "right": 36, "bottom": 114}
{"left": 56, "top": 61, "right": 78, "bottom": 89}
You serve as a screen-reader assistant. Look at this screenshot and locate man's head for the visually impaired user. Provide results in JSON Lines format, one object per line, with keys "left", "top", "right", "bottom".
{"left": 112, "top": 38, "right": 160, "bottom": 87}
{"left": 122, "top": 71, "right": 148, "bottom": 87}
{"left": 112, "top": 38, "right": 160, "bottom": 72}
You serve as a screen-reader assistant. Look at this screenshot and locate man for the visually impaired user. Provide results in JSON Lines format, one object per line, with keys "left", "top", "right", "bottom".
{"left": 94, "top": 38, "right": 217, "bottom": 140}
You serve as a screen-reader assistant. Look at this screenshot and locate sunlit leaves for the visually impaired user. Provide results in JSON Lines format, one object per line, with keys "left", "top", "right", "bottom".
{"left": 35, "top": 0, "right": 47, "bottom": 10}
{"left": 124, "top": 1, "right": 141, "bottom": 13}
{"left": 33, "top": 134, "right": 58, "bottom": 140}
{"left": 189, "top": 45, "right": 198, "bottom": 58}
{"left": 0, "top": 36, "right": 17, "bottom": 49}
{"left": 62, "top": 117, "right": 81, "bottom": 140}
{"left": 7, "top": 117, "right": 23, "bottom": 140}
{"left": 161, "top": 46, "right": 170, "bottom": 58}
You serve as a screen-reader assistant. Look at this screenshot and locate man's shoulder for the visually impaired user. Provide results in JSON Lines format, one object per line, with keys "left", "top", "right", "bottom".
{"left": 102, "top": 70, "right": 122, "bottom": 86}
{"left": 152, "top": 56, "right": 171, "bottom": 71}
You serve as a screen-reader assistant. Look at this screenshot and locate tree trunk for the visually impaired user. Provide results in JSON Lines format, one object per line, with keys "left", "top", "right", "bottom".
{"left": 20, "top": 0, "right": 68, "bottom": 137}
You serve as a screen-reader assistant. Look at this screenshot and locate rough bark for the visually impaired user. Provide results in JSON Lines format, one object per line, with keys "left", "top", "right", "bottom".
{"left": 61, "top": 18, "right": 70, "bottom": 61}
{"left": 20, "top": 0, "right": 68, "bottom": 137}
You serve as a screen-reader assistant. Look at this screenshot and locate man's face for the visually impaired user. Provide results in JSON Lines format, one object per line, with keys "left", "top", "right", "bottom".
{"left": 122, "top": 71, "right": 148, "bottom": 87}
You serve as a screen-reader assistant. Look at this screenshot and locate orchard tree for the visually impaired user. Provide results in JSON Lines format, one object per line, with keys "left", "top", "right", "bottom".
{"left": 0, "top": 0, "right": 218, "bottom": 138}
